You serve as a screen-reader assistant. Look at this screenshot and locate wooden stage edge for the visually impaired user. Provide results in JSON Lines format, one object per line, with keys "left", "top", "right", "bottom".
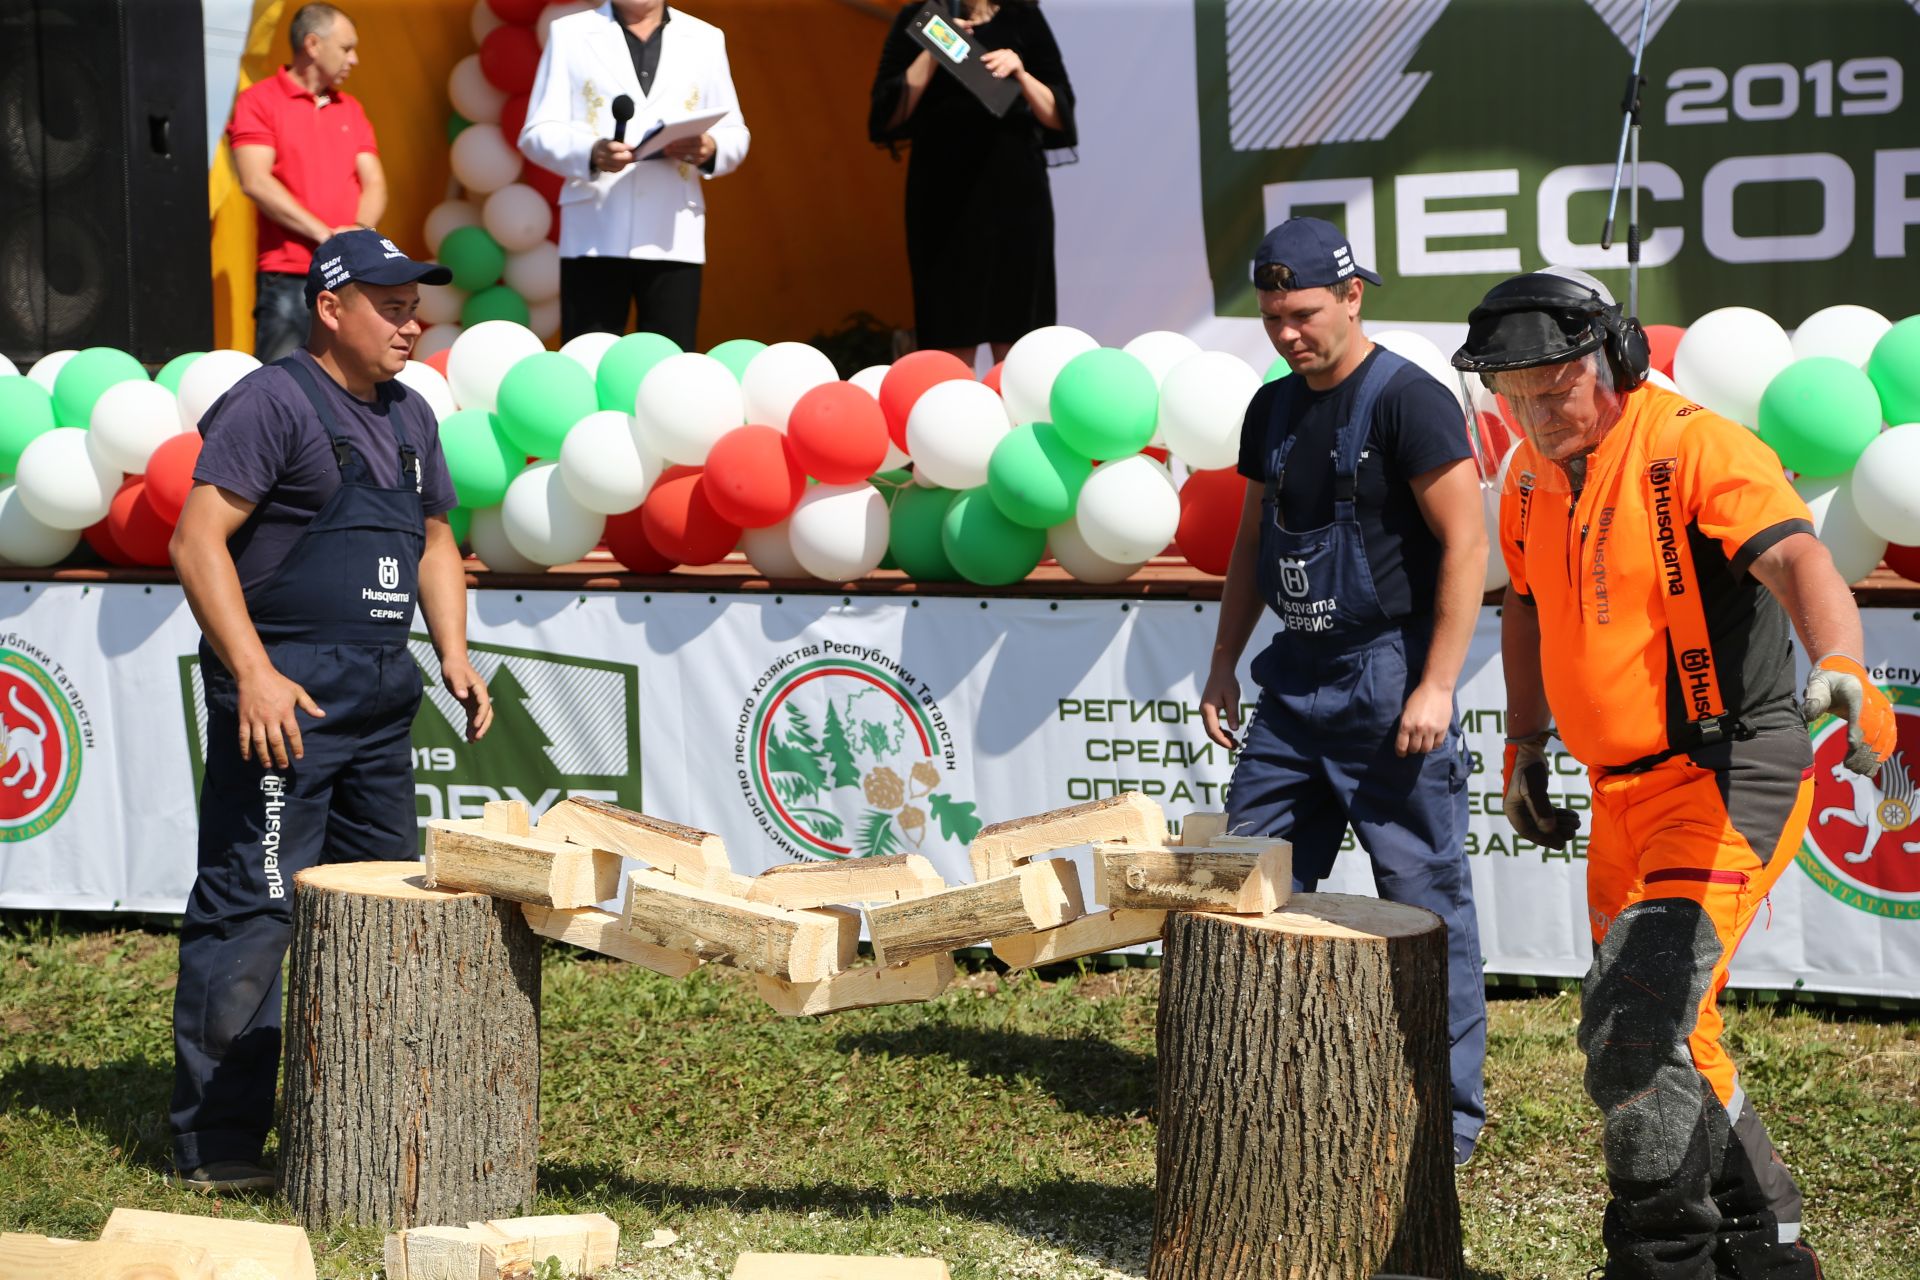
{"left": 6, "top": 555, "right": 1920, "bottom": 608}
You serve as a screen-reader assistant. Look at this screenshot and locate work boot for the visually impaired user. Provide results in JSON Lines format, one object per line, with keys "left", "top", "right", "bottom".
{"left": 168, "top": 1159, "right": 276, "bottom": 1192}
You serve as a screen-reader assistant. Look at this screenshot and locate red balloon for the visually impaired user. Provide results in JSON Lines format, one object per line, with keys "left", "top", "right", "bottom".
{"left": 701, "top": 425, "right": 807, "bottom": 528}
{"left": 83, "top": 515, "right": 138, "bottom": 567}
{"left": 879, "top": 350, "right": 973, "bottom": 451}
{"left": 1175, "top": 468, "right": 1247, "bottom": 575}
{"left": 1885, "top": 543, "right": 1920, "bottom": 584}
{"left": 1474, "top": 410, "right": 1514, "bottom": 480}
{"left": 604, "top": 507, "right": 680, "bottom": 573}
{"left": 486, "top": 0, "right": 545, "bottom": 28}
{"left": 479, "top": 25, "right": 540, "bottom": 95}
{"left": 424, "top": 348, "right": 452, "bottom": 377}
{"left": 642, "top": 469, "right": 741, "bottom": 565}
{"left": 522, "top": 161, "right": 563, "bottom": 204}
{"left": 982, "top": 361, "right": 1004, "bottom": 395}
{"left": 107, "top": 477, "right": 175, "bottom": 566}
{"left": 787, "top": 382, "right": 888, "bottom": 483}
{"left": 144, "top": 432, "right": 203, "bottom": 524}
{"left": 499, "top": 92, "right": 530, "bottom": 148}
{"left": 1644, "top": 323, "right": 1685, "bottom": 378}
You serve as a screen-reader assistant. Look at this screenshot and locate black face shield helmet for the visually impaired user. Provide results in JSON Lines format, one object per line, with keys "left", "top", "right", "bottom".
{"left": 1451, "top": 270, "right": 1649, "bottom": 391}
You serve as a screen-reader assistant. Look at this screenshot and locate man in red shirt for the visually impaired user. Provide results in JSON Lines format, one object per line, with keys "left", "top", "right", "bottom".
{"left": 229, "top": 4, "right": 387, "bottom": 362}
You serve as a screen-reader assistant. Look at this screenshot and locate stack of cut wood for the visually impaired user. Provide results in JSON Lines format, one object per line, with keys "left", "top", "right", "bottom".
{"left": 424, "top": 794, "right": 1289, "bottom": 1018}
{"left": 0, "top": 1208, "right": 315, "bottom": 1280}
{"left": 384, "top": 1212, "right": 618, "bottom": 1279}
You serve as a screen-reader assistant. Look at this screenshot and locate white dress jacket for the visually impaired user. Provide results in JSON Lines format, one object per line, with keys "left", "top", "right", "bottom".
{"left": 518, "top": 4, "right": 750, "bottom": 264}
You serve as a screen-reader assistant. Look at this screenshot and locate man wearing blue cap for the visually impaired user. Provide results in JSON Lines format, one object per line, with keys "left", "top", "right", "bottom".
{"left": 166, "top": 230, "right": 494, "bottom": 1191}
{"left": 1200, "top": 216, "right": 1492, "bottom": 1166}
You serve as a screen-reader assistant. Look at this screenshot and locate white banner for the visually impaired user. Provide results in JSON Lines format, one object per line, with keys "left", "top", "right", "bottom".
{"left": 1, "top": 582, "right": 1916, "bottom": 996}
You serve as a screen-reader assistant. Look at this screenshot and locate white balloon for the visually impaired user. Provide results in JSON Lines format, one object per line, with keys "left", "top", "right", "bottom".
{"left": 1047, "top": 517, "right": 1143, "bottom": 584}
{"left": 0, "top": 354, "right": 16, "bottom": 377}
{"left": 1673, "top": 306, "right": 1793, "bottom": 428}
{"left": 1371, "top": 328, "right": 1467, "bottom": 409}
{"left": 1001, "top": 325, "right": 1097, "bottom": 426}
{"left": 559, "top": 331, "right": 621, "bottom": 380}
{"left": 1159, "top": 351, "right": 1260, "bottom": 471}
{"left": 0, "top": 482, "right": 80, "bottom": 567}
{"left": 449, "top": 123, "right": 522, "bottom": 195}
{"left": 16, "top": 428, "right": 120, "bottom": 530}
{"left": 501, "top": 462, "right": 607, "bottom": 566}
{"left": 1124, "top": 330, "right": 1204, "bottom": 446}
{"left": 483, "top": 184, "right": 552, "bottom": 253}
{"left": 417, "top": 282, "right": 467, "bottom": 327}
{"left": 503, "top": 241, "right": 560, "bottom": 303}
{"left": 850, "top": 365, "right": 911, "bottom": 470}
{"left": 537, "top": 0, "right": 595, "bottom": 44}
{"left": 527, "top": 298, "right": 561, "bottom": 341}
{"left": 393, "top": 360, "right": 456, "bottom": 421}
{"left": 1791, "top": 304, "right": 1892, "bottom": 368}
{"left": 904, "top": 379, "right": 1009, "bottom": 490}
{"left": 1794, "top": 473, "right": 1888, "bottom": 585}
{"left": 558, "top": 410, "right": 661, "bottom": 514}
{"left": 1644, "top": 368, "right": 1680, "bottom": 392}
{"left": 636, "top": 352, "right": 745, "bottom": 465}
{"left": 448, "top": 319, "right": 544, "bottom": 414}
{"left": 469, "top": 0, "right": 504, "bottom": 45}
{"left": 26, "top": 350, "right": 77, "bottom": 394}
{"left": 741, "top": 342, "right": 837, "bottom": 432}
{"left": 424, "top": 199, "right": 482, "bottom": 255}
{"left": 415, "top": 323, "right": 463, "bottom": 363}
{"left": 1850, "top": 424, "right": 1920, "bottom": 548}
{"left": 468, "top": 504, "right": 543, "bottom": 572}
{"left": 175, "top": 349, "right": 261, "bottom": 430}
{"left": 1075, "top": 454, "right": 1179, "bottom": 564}
{"left": 448, "top": 54, "right": 507, "bottom": 125}
{"left": 787, "top": 483, "right": 889, "bottom": 581}
{"left": 740, "top": 519, "right": 807, "bottom": 579}
{"left": 88, "top": 380, "right": 181, "bottom": 473}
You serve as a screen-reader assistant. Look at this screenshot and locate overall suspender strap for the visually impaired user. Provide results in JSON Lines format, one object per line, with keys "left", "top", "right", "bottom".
{"left": 1261, "top": 375, "right": 1302, "bottom": 511}
{"left": 1644, "top": 413, "right": 1730, "bottom": 747}
{"left": 1330, "top": 348, "right": 1408, "bottom": 516}
{"left": 277, "top": 356, "right": 422, "bottom": 487}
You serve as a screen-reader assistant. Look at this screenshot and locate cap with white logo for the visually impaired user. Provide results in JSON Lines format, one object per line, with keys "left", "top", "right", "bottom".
{"left": 305, "top": 229, "right": 452, "bottom": 307}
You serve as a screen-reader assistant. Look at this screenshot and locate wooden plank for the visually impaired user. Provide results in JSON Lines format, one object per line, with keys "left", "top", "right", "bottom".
{"left": 730, "top": 1255, "right": 952, "bottom": 1280}
{"left": 991, "top": 908, "right": 1168, "bottom": 971}
{"left": 424, "top": 820, "right": 621, "bottom": 909}
{"left": 483, "top": 1214, "right": 616, "bottom": 1275}
{"left": 536, "top": 797, "right": 739, "bottom": 891}
{"left": 622, "top": 867, "right": 859, "bottom": 981}
{"left": 99, "top": 1208, "right": 315, "bottom": 1280}
{"left": 1096, "top": 841, "right": 1293, "bottom": 915}
{"left": 968, "top": 791, "right": 1166, "bottom": 881}
{"left": 386, "top": 1224, "right": 533, "bottom": 1280}
{"left": 483, "top": 799, "right": 530, "bottom": 836}
{"left": 745, "top": 854, "right": 945, "bottom": 909}
{"left": 756, "top": 953, "right": 956, "bottom": 1017}
{"left": 522, "top": 904, "right": 702, "bottom": 979}
{"left": 1173, "top": 811, "right": 1229, "bottom": 848}
{"left": 868, "top": 859, "right": 1085, "bottom": 966}
{"left": 1, "top": 1235, "right": 213, "bottom": 1280}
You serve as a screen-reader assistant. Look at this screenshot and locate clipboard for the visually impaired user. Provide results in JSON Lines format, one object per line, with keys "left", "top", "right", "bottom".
{"left": 633, "top": 108, "right": 731, "bottom": 161}
{"left": 908, "top": 2, "right": 1021, "bottom": 117}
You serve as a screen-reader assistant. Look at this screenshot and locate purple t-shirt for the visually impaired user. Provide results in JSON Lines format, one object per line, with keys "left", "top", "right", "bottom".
{"left": 193, "top": 350, "right": 457, "bottom": 595}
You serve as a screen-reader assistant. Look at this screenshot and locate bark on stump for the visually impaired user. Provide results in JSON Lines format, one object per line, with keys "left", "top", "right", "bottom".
{"left": 1150, "top": 893, "right": 1463, "bottom": 1280}
{"left": 282, "top": 860, "right": 542, "bottom": 1230}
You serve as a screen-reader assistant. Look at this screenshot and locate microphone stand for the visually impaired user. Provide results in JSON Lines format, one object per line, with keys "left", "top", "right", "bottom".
{"left": 1599, "top": 0, "right": 1653, "bottom": 319}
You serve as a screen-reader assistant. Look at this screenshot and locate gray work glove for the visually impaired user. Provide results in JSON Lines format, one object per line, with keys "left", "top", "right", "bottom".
{"left": 1503, "top": 733, "right": 1580, "bottom": 850}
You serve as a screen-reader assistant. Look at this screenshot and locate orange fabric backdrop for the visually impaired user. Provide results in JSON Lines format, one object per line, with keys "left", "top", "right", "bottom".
{"left": 210, "top": 0, "right": 913, "bottom": 353}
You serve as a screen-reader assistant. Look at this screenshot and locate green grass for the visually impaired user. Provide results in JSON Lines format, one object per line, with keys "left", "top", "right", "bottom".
{"left": 2, "top": 917, "right": 1916, "bottom": 1279}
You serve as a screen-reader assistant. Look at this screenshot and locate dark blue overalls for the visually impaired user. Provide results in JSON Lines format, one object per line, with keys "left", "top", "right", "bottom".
{"left": 1225, "top": 348, "right": 1488, "bottom": 1147}
{"left": 171, "top": 357, "right": 427, "bottom": 1172}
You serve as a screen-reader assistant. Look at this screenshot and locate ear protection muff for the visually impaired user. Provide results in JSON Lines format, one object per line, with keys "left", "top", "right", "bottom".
{"left": 1598, "top": 308, "right": 1650, "bottom": 392}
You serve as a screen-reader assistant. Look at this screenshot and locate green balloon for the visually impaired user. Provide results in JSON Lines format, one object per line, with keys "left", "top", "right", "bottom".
{"left": 440, "top": 224, "right": 506, "bottom": 292}
{"left": 439, "top": 407, "right": 528, "bottom": 507}
{"left": 447, "top": 111, "right": 471, "bottom": 144}
{"left": 987, "top": 421, "right": 1092, "bottom": 529}
{"left": 941, "top": 486, "right": 1045, "bottom": 586}
{"left": 461, "top": 284, "right": 530, "bottom": 329}
{"left": 1049, "top": 347, "right": 1158, "bottom": 460}
{"left": 156, "top": 351, "right": 206, "bottom": 395}
{"left": 1758, "top": 356, "right": 1883, "bottom": 478}
{"left": 1868, "top": 314, "right": 1920, "bottom": 427}
{"left": 0, "top": 377, "right": 56, "bottom": 472}
{"left": 597, "top": 331, "right": 683, "bottom": 413}
{"left": 495, "top": 351, "right": 596, "bottom": 458}
{"left": 706, "top": 338, "right": 767, "bottom": 383}
{"left": 1264, "top": 355, "right": 1292, "bottom": 384}
{"left": 53, "top": 346, "right": 147, "bottom": 428}
{"left": 446, "top": 505, "right": 473, "bottom": 548}
{"left": 889, "top": 484, "right": 959, "bottom": 580}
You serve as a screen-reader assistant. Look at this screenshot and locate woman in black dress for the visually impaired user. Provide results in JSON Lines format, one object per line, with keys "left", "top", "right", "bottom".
{"left": 869, "top": 1, "right": 1076, "bottom": 365}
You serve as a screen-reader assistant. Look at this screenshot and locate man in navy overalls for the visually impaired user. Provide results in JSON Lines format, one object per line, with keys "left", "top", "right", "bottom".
{"left": 167, "top": 230, "right": 494, "bottom": 1191}
{"left": 1200, "top": 218, "right": 1493, "bottom": 1166}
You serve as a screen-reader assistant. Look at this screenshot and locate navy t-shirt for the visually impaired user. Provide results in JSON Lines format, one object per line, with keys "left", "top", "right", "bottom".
{"left": 194, "top": 351, "right": 457, "bottom": 595}
{"left": 1235, "top": 347, "right": 1472, "bottom": 620}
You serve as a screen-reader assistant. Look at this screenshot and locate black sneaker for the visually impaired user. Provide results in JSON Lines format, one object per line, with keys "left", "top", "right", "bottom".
{"left": 168, "top": 1160, "right": 276, "bottom": 1192}
{"left": 1453, "top": 1132, "right": 1478, "bottom": 1168}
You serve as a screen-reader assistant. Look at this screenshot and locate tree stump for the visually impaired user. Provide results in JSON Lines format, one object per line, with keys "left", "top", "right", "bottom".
{"left": 1150, "top": 893, "right": 1462, "bottom": 1280}
{"left": 282, "top": 861, "right": 542, "bottom": 1230}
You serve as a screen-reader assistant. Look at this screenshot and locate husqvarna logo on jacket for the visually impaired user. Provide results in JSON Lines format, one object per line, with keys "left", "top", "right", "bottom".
{"left": 378, "top": 556, "right": 400, "bottom": 590}
{"left": 1278, "top": 558, "right": 1310, "bottom": 599}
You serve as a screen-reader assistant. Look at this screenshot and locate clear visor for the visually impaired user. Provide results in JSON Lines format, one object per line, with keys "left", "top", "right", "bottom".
{"left": 1481, "top": 351, "right": 1623, "bottom": 482}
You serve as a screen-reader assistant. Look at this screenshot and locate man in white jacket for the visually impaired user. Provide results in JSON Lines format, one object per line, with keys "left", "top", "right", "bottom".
{"left": 519, "top": 0, "right": 749, "bottom": 348}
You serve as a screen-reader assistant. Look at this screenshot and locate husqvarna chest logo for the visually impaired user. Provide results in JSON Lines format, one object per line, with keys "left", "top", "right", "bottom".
{"left": 378, "top": 556, "right": 399, "bottom": 590}
{"left": 1278, "top": 558, "right": 1310, "bottom": 599}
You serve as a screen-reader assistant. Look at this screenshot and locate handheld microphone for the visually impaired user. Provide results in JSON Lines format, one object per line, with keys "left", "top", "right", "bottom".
{"left": 611, "top": 95, "right": 635, "bottom": 144}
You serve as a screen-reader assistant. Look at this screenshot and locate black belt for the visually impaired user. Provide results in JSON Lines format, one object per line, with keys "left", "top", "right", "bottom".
{"left": 1603, "top": 716, "right": 1757, "bottom": 776}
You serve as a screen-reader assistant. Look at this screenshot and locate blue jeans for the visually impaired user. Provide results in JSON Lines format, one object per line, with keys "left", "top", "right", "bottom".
{"left": 253, "top": 271, "right": 308, "bottom": 364}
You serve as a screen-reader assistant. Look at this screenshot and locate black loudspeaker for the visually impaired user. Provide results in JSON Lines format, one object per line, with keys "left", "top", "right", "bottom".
{"left": 0, "top": 0, "right": 212, "bottom": 366}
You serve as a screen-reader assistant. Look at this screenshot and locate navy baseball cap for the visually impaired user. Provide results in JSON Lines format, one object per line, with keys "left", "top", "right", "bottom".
{"left": 1252, "top": 217, "right": 1383, "bottom": 291}
{"left": 306, "top": 229, "right": 452, "bottom": 307}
